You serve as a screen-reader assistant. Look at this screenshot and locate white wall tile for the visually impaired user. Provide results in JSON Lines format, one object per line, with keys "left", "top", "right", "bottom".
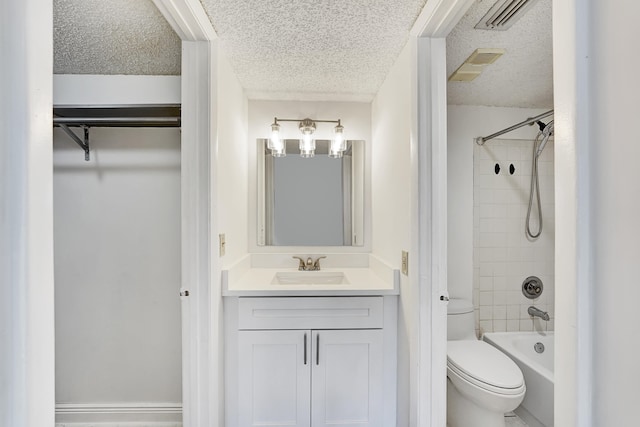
{"left": 546, "top": 319, "right": 554, "bottom": 330}
{"left": 494, "top": 291, "right": 507, "bottom": 305}
{"left": 479, "top": 291, "right": 493, "bottom": 306}
{"left": 493, "top": 305, "right": 507, "bottom": 320}
{"left": 479, "top": 263, "right": 494, "bottom": 277}
{"left": 479, "top": 277, "right": 493, "bottom": 291}
{"left": 493, "top": 319, "right": 507, "bottom": 332}
{"left": 479, "top": 306, "right": 493, "bottom": 320}
{"left": 507, "top": 290, "right": 522, "bottom": 305}
{"left": 519, "top": 319, "right": 534, "bottom": 331}
{"left": 493, "top": 276, "right": 507, "bottom": 290}
{"left": 479, "top": 320, "right": 493, "bottom": 334}
{"left": 507, "top": 146, "right": 523, "bottom": 160}
{"left": 493, "top": 262, "right": 507, "bottom": 277}
{"left": 507, "top": 304, "right": 520, "bottom": 319}
{"left": 533, "top": 318, "right": 548, "bottom": 332}
{"left": 506, "top": 319, "right": 520, "bottom": 332}
{"left": 494, "top": 189, "right": 514, "bottom": 204}
{"left": 473, "top": 139, "right": 555, "bottom": 333}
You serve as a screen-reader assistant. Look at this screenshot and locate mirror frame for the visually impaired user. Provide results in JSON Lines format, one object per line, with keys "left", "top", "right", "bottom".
{"left": 255, "top": 138, "right": 366, "bottom": 248}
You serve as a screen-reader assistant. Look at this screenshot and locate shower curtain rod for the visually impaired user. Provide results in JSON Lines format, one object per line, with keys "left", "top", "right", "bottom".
{"left": 474, "top": 110, "right": 554, "bottom": 145}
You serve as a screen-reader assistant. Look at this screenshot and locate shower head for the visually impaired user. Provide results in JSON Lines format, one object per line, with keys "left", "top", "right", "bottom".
{"left": 536, "top": 120, "right": 554, "bottom": 157}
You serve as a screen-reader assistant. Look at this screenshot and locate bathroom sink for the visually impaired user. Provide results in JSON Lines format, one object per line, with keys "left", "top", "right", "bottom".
{"left": 271, "top": 271, "right": 350, "bottom": 285}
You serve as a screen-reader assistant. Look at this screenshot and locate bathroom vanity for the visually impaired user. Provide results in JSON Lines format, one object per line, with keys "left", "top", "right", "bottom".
{"left": 223, "top": 255, "right": 398, "bottom": 427}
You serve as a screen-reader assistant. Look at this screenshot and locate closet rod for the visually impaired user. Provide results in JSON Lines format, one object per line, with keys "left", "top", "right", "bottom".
{"left": 53, "top": 116, "right": 180, "bottom": 126}
{"left": 474, "top": 110, "right": 553, "bottom": 145}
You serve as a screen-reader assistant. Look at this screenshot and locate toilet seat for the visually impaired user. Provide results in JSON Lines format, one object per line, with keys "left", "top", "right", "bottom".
{"left": 447, "top": 340, "right": 525, "bottom": 396}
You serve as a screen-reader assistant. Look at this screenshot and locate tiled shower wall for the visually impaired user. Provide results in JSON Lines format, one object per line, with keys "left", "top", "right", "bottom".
{"left": 473, "top": 139, "right": 555, "bottom": 336}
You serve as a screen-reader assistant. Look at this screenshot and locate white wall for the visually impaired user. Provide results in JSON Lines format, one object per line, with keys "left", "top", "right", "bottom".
{"left": 247, "top": 100, "right": 372, "bottom": 253}
{"left": 584, "top": 1, "right": 640, "bottom": 425}
{"left": 447, "top": 106, "right": 549, "bottom": 301}
{"left": 1, "top": 0, "right": 54, "bottom": 424}
{"left": 216, "top": 53, "right": 249, "bottom": 268}
{"left": 553, "top": 2, "right": 640, "bottom": 425}
{"left": 53, "top": 75, "right": 180, "bottom": 106}
{"left": 53, "top": 129, "right": 182, "bottom": 406}
{"left": 371, "top": 42, "right": 413, "bottom": 427}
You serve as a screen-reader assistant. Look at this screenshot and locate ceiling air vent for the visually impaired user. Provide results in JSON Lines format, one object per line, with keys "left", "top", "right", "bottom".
{"left": 448, "top": 48, "right": 505, "bottom": 82}
{"left": 475, "top": 0, "right": 541, "bottom": 31}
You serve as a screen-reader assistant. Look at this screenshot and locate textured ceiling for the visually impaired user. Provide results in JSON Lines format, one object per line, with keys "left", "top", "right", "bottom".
{"left": 53, "top": 0, "right": 553, "bottom": 107}
{"left": 199, "top": 0, "right": 428, "bottom": 100}
{"left": 446, "top": 0, "right": 553, "bottom": 108}
{"left": 53, "top": 0, "right": 181, "bottom": 75}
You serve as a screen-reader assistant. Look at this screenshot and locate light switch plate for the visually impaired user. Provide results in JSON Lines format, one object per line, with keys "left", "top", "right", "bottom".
{"left": 219, "top": 233, "right": 226, "bottom": 257}
{"left": 401, "top": 251, "right": 408, "bottom": 276}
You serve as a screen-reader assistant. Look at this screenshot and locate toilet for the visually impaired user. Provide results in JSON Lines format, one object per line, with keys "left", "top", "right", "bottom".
{"left": 447, "top": 299, "right": 525, "bottom": 427}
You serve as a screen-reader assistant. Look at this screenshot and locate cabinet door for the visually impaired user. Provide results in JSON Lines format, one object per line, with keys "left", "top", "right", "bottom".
{"left": 311, "top": 329, "right": 383, "bottom": 427}
{"left": 238, "top": 330, "right": 311, "bottom": 427}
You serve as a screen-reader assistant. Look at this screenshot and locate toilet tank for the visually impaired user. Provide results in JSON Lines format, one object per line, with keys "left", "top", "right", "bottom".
{"left": 447, "top": 298, "right": 476, "bottom": 340}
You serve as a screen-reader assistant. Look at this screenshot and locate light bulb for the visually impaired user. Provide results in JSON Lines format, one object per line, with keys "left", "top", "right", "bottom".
{"left": 299, "top": 119, "right": 316, "bottom": 158}
{"left": 268, "top": 122, "right": 281, "bottom": 150}
{"left": 329, "top": 124, "right": 345, "bottom": 158}
{"left": 299, "top": 133, "right": 315, "bottom": 158}
{"left": 271, "top": 144, "right": 286, "bottom": 157}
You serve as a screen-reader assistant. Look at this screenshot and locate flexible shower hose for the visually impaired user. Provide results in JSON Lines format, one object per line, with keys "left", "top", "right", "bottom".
{"left": 525, "top": 132, "right": 543, "bottom": 239}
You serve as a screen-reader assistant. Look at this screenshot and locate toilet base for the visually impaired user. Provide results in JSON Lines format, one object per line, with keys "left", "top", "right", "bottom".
{"left": 447, "top": 378, "right": 506, "bottom": 427}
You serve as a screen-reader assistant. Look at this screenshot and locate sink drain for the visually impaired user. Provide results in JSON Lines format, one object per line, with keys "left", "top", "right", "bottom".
{"left": 534, "top": 342, "right": 545, "bottom": 354}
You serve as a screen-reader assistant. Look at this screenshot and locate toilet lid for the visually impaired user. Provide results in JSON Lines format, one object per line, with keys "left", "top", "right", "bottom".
{"left": 447, "top": 341, "right": 524, "bottom": 392}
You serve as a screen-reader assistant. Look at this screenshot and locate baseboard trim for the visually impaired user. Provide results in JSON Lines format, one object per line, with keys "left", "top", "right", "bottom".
{"left": 55, "top": 402, "right": 182, "bottom": 425}
{"left": 56, "top": 424, "right": 181, "bottom": 427}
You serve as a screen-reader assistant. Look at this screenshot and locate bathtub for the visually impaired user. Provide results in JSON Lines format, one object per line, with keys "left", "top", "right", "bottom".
{"left": 483, "top": 331, "right": 554, "bottom": 427}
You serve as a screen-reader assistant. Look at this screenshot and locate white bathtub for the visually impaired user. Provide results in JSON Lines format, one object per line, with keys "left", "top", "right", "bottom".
{"left": 483, "top": 331, "right": 554, "bottom": 427}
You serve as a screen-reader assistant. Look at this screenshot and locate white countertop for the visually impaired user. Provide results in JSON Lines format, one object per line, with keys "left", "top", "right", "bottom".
{"left": 222, "top": 254, "right": 399, "bottom": 296}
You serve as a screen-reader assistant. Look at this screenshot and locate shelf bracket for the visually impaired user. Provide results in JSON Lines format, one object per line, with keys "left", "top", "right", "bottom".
{"left": 59, "top": 124, "right": 90, "bottom": 161}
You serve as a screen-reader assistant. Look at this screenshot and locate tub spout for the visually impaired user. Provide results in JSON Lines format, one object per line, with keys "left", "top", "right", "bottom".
{"left": 528, "top": 306, "right": 550, "bottom": 321}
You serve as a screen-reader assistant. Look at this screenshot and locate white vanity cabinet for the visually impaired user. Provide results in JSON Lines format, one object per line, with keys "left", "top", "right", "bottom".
{"left": 225, "top": 296, "right": 397, "bottom": 427}
{"left": 310, "top": 329, "right": 383, "bottom": 427}
{"left": 237, "top": 329, "right": 310, "bottom": 427}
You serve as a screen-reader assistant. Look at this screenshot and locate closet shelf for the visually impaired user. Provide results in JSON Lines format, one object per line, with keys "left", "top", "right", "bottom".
{"left": 53, "top": 104, "right": 181, "bottom": 161}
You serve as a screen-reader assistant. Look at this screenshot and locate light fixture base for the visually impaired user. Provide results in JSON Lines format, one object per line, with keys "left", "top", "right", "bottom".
{"left": 299, "top": 118, "right": 316, "bottom": 134}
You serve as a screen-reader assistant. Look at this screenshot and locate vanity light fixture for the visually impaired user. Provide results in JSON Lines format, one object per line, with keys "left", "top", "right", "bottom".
{"left": 268, "top": 117, "right": 346, "bottom": 158}
{"left": 299, "top": 118, "right": 316, "bottom": 158}
{"left": 268, "top": 122, "right": 286, "bottom": 157}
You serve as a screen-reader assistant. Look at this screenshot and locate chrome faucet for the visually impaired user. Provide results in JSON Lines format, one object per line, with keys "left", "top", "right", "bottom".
{"left": 293, "top": 256, "right": 326, "bottom": 271}
{"left": 528, "top": 306, "right": 550, "bottom": 321}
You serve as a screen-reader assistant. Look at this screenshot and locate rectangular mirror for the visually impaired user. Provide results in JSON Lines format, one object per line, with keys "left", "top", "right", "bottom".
{"left": 257, "top": 139, "right": 364, "bottom": 246}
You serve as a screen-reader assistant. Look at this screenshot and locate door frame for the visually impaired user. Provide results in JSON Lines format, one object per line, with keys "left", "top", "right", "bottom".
{"left": 151, "top": 1, "right": 220, "bottom": 425}
{"left": 409, "top": 1, "right": 475, "bottom": 425}
{"left": 411, "top": 0, "right": 592, "bottom": 425}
